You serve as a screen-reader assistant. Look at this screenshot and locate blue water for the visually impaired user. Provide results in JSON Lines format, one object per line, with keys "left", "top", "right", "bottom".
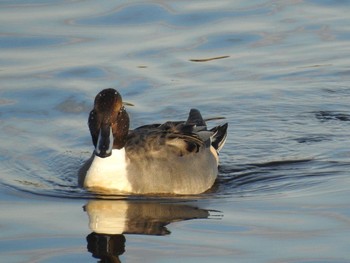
{"left": 1, "top": 1, "right": 350, "bottom": 262}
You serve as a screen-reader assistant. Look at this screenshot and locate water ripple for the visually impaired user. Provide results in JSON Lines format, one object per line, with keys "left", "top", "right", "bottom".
{"left": 214, "top": 158, "right": 349, "bottom": 198}
{"left": 315, "top": 111, "right": 350, "bottom": 122}
{"left": 76, "top": 3, "right": 271, "bottom": 27}
{"left": 0, "top": 34, "right": 80, "bottom": 49}
{"left": 1, "top": 151, "right": 347, "bottom": 201}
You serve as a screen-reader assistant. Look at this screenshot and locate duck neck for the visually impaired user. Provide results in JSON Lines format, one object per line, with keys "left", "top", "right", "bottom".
{"left": 112, "top": 107, "right": 130, "bottom": 149}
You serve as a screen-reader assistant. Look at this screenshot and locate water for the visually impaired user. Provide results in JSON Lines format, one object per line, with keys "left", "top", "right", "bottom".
{"left": 1, "top": 0, "right": 350, "bottom": 262}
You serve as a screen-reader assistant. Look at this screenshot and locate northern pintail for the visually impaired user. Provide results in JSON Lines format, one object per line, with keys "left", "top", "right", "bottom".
{"left": 79, "top": 88, "right": 228, "bottom": 195}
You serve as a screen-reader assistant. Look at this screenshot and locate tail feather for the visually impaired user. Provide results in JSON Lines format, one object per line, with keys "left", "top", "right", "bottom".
{"left": 186, "top": 109, "right": 206, "bottom": 126}
{"left": 210, "top": 123, "right": 228, "bottom": 152}
{"left": 187, "top": 109, "right": 228, "bottom": 152}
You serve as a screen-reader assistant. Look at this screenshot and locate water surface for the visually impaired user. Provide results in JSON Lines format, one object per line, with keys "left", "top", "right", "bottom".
{"left": 1, "top": 1, "right": 350, "bottom": 262}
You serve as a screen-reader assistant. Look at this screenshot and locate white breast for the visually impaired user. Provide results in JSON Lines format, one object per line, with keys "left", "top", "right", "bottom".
{"left": 84, "top": 148, "right": 132, "bottom": 192}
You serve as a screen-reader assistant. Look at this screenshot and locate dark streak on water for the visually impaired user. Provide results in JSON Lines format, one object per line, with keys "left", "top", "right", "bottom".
{"left": 315, "top": 111, "right": 350, "bottom": 122}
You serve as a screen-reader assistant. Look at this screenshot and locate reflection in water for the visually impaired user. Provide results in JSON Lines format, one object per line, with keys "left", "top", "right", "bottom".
{"left": 84, "top": 200, "right": 220, "bottom": 262}
{"left": 87, "top": 233, "right": 125, "bottom": 263}
{"left": 85, "top": 200, "right": 214, "bottom": 235}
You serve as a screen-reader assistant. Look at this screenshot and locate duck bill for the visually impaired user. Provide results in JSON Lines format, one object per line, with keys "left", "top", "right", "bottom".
{"left": 95, "top": 124, "right": 114, "bottom": 158}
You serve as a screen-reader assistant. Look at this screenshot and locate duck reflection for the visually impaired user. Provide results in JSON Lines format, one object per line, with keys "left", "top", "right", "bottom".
{"left": 84, "top": 200, "right": 219, "bottom": 262}
{"left": 86, "top": 232, "right": 125, "bottom": 263}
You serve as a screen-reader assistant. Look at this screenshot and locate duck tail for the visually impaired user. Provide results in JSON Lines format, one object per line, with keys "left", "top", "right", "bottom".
{"left": 210, "top": 123, "right": 228, "bottom": 152}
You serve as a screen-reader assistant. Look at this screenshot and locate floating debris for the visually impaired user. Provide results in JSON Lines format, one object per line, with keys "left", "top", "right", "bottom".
{"left": 189, "top": 55, "right": 230, "bottom": 62}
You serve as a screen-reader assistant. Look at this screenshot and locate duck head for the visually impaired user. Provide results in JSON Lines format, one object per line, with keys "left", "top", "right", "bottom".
{"left": 88, "top": 88, "right": 130, "bottom": 158}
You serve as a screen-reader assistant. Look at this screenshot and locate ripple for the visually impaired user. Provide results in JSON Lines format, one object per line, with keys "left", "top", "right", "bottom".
{"left": 214, "top": 158, "right": 348, "bottom": 198}
{"left": 76, "top": 2, "right": 271, "bottom": 27}
{"left": 55, "top": 66, "right": 108, "bottom": 79}
{"left": 0, "top": 0, "right": 72, "bottom": 7}
{"left": 315, "top": 111, "right": 350, "bottom": 122}
{"left": 55, "top": 96, "right": 91, "bottom": 114}
{"left": 195, "top": 33, "right": 261, "bottom": 51}
{"left": 0, "top": 35, "right": 71, "bottom": 49}
{"left": 294, "top": 134, "right": 332, "bottom": 144}
{"left": 0, "top": 149, "right": 94, "bottom": 199}
{"left": 2, "top": 151, "right": 347, "bottom": 201}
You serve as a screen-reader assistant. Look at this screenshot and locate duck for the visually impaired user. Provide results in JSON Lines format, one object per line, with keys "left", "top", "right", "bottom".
{"left": 79, "top": 88, "right": 228, "bottom": 195}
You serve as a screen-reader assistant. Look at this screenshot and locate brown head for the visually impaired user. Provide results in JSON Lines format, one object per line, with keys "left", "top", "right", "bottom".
{"left": 88, "top": 88, "right": 130, "bottom": 158}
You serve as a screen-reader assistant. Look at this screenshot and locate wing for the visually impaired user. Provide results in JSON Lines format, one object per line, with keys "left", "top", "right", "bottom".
{"left": 125, "top": 108, "right": 227, "bottom": 159}
{"left": 126, "top": 121, "right": 208, "bottom": 159}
